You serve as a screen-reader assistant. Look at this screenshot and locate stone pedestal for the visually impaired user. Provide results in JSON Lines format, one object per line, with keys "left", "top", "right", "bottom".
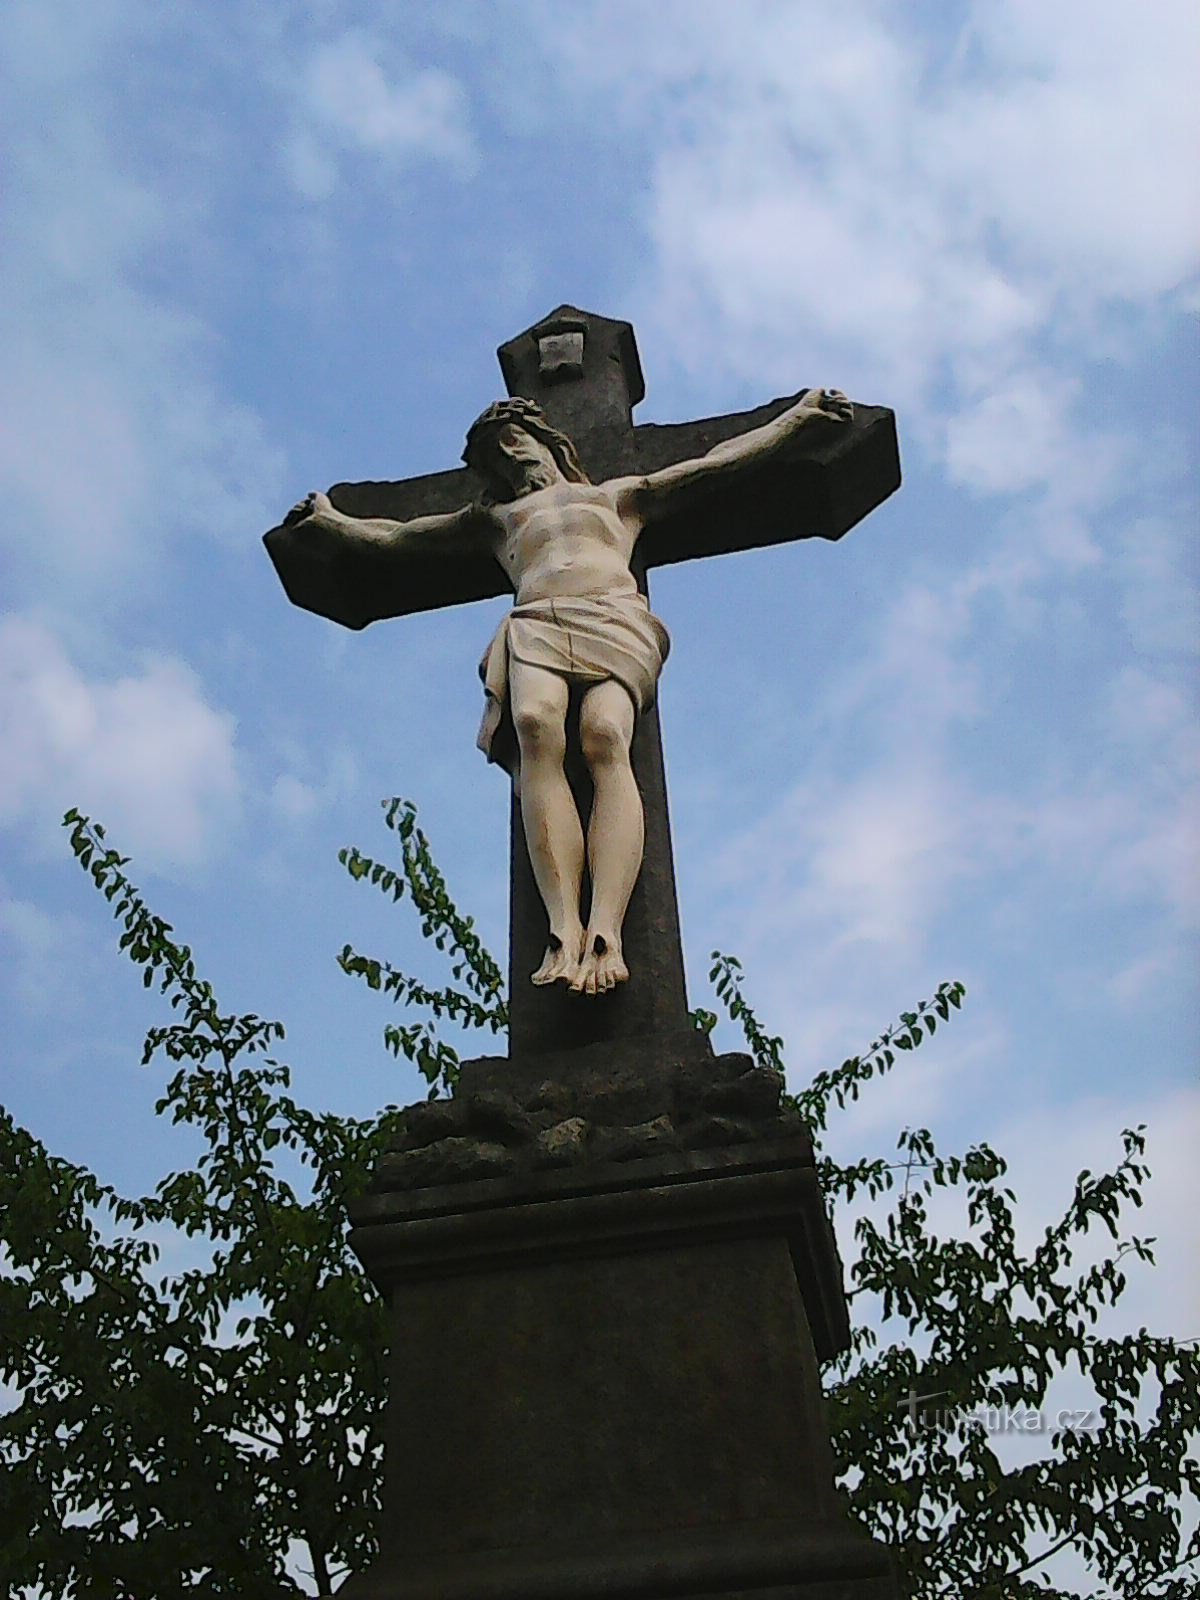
{"left": 341, "top": 1041, "right": 895, "bottom": 1599}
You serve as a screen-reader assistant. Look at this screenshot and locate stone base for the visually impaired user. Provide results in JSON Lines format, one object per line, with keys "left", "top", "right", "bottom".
{"left": 342, "top": 1525, "right": 893, "bottom": 1599}
{"left": 342, "top": 1070, "right": 895, "bottom": 1600}
{"left": 352, "top": 1032, "right": 850, "bottom": 1363}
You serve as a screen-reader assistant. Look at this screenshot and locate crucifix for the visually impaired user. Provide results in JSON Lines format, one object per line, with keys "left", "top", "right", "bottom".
{"left": 265, "top": 305, "right": 899, "bottom": 1059}
{"left": 274, "top": 307, "right": 905, "bottom": 1600}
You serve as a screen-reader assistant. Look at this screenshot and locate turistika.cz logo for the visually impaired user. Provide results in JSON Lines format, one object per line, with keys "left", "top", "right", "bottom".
{"left": 895, "top": 1386, "right": 1101, "bottom": 1436}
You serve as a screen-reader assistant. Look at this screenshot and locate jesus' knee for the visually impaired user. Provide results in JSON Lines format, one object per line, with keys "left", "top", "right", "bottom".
{"left": 514, "top": 700, "right": 566, "bottom": 764}
{"left": 580, "top": 707, "right": 632, "bottom": 772}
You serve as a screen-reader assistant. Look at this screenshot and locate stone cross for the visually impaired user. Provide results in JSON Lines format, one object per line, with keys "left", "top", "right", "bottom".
{"left": 265, "top": 305, "right": 899, "bottom": 1059}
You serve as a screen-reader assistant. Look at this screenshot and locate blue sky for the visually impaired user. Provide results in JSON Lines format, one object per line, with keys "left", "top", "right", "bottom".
{"left": 2, "top": 0, "right": 1197, "bottom": 1585}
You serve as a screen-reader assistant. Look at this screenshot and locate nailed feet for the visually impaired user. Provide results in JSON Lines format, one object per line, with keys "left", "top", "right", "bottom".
{"left": 530, "top": 929, "right": 629, "bottom": 995}
{"left": 531, "top": 929, "right": 585, "bottom": 986}
{"left": 570, "top": 931, "right": 629, "bottom": 996}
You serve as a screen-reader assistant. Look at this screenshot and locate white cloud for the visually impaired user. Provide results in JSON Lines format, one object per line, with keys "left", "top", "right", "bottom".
{"left": 1116, "top": 514, "right": 1200, "bottom": 659}
{"left": 988, "top": 1086, "right": 1200, "bottom": 1337}
{"left": 0, "top": 2, "right": 285, "bottom": 615}
{"left": 270, "top": 774, "right": 322, "bottom": 823}
{"left": 285, "top": 30, "right": 476, "bottom": 200}
{"left": 0, "top": 896, "right": 91, "bottom": 1020}
{"left": 1109, "top": 949, "right": 1177, "bottom": 1010}
{"left": 1027, "top": 765, "right": 1199, "bottom": 935}
{"left": 0, "top": 617, "right": 240, "bottom": 870}
{"left": 942, "top": 369, "right": 1080, "bottom": 495}
{"left": 697, "top": 525, "right": 1197, "bottom": 1084}
{"left": 532, "top": 0, "right": 1198, "bottom": 510}
{"left": 697, "top": 743, "right": 986, "bottom": 1083}
{"left": 933, "top": 1, "right": 1200, "bottom": 300}
{"left": 729, "top": 764, "right": 980, "bottom": 959}
{"left": 1, "top": 303, "right": 281, "bottom": 598}
{"left": 260, "top": 737, "right": 361, "bottom": 831}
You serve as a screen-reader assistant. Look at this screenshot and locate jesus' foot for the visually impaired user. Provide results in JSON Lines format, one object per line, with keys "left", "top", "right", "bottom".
{"left": 569, "top": 932, "right": 629, "bottom": 996}
{"left": 531, "top": 929, "right": 585, "bottom": 986}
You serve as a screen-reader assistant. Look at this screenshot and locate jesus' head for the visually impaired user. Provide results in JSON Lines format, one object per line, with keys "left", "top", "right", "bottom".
{"left": 462, "top": 398, "right": 590, "bottom": 503}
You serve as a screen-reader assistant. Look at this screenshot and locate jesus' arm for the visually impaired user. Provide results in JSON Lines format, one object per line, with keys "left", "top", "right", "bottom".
{"left": 613, "top": 388, "right": 853, "bottom": 526}
{"left": 282, "top": 490, "right": 490, "bottom": 559}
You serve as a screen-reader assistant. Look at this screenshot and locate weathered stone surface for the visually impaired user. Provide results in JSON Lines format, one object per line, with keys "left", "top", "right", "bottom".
{"left": 378, "top": 1137, "right": 513, "bottom": 1188}
{"left": 392, "top": 1097, "right": 470, "bottom": 1150}
{"left": 702, "top": 1064, "right": 785, "bottom": 1118}
{"left": 681, "top": 1113, "right": 763, "bottom": 1149}
{"left": 373, "top": 1041, "right": 813, "bottom": 1192}
{"left": 467, "top": 1089, "right": 538, "bottom": 1145}
{"left": 458, "top": 1031, "right": 739, "bottom": 1126}
{"left": 531, "top": 1116, "right": 591, "bottom": 1169}
{"left": 672, "top": 1048, "right": 759, "bottom": 1122}
{"left": 524, "top": 1078, "right": 575, "bottom": 1117}
{"left": 591, "top": 1113, "right": 677, "bottom": 1164}
{"left": 341, "top": 1141, "right": 892, "bottom": 1599}
{"left": 773, "top": 1104, "right": 809, "bottom": 1137}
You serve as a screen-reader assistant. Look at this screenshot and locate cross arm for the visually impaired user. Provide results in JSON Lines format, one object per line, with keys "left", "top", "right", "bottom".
{"left": 263, "top": 464, "right": 508, "bottom": 630}
{"left": 631, "top": 393, "right": 900, "bottom": 572}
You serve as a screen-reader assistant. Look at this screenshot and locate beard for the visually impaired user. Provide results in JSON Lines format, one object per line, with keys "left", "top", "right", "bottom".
{"left": 513, "top": 461, "right": 558, "bottom": 496}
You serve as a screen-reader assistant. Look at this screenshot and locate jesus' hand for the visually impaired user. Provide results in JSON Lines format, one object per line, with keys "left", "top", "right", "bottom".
{"left": 283, "top": 489, "right": 335, "bottom": 526}
{"left": 797, "top": 388, "right": 853, "bottom": 424}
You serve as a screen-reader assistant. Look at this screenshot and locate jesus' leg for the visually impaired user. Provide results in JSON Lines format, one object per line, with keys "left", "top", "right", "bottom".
{"left": 510, "top": 661, "right": 586, "bottom": 985}
{"left": 573, "top": 680, "right": 640, "bottom": 995}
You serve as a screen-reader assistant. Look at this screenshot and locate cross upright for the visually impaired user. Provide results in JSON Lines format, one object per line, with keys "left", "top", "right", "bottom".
{"left": 265, "top": 305, "right": 900, "bottom": 1060}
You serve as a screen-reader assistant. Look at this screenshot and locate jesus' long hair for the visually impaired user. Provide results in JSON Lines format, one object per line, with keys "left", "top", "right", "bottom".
{"left": 462, "top": 398, "right": 590, "bottom": 503}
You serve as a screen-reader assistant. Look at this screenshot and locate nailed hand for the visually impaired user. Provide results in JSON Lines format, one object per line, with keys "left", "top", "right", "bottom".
{"left": 283, "top": 489, "right": 334, "bottom": 526}
{"left": 801, "top": 388, "right": 853, "bottom": 423}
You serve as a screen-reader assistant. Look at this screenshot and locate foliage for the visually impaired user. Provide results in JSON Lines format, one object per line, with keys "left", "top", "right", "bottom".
{"left": 1, "top": 814, "right": 392, "bottom": 1596}
{"left": 708, "top": 953, "right": 1200, "bottom": 1599}
{"left": 0, "top": 803, "right": 1196, "bottom": 1598}
{"left": 336, "top": 797, "right": 505, "bottom": 1097}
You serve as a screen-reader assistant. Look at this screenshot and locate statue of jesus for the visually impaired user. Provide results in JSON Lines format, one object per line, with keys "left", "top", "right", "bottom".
{"left": 282, "top": 387, "right": 852, "bottom": 996}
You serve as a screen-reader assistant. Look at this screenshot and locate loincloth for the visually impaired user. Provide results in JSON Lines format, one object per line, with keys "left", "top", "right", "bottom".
{"left": 477, "top": 592, "right": 670, "bottom": 777}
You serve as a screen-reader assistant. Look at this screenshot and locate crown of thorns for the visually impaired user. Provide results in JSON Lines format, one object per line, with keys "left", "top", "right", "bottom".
{"left": 462, "top": 398, "right": 588, "bottom": 486}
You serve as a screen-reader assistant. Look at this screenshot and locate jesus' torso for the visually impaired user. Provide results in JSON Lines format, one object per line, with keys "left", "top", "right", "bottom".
{"left": 487, "top": 481, "right": 640, "bottom": 606}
